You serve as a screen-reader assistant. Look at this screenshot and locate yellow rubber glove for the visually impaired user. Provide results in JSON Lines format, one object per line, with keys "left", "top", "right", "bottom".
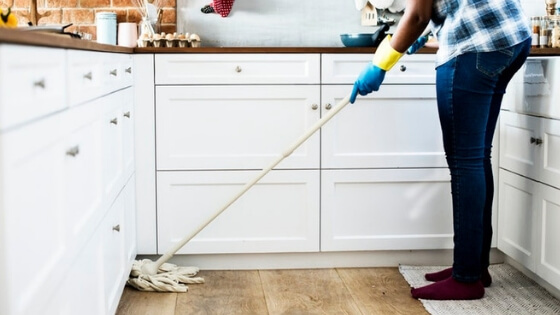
{"left": 372, "top": 35, "right": 404, "bottom": 71}
{"left": 0, "top": 7, "right": 19, "bottom": 28}
{"left": 350, "top": 35, "right": 404, "bottom": 103}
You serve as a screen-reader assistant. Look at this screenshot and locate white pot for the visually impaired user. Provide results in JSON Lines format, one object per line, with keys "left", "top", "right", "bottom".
{"left": 368, "top": 0, "right": 394, "bottom": 10}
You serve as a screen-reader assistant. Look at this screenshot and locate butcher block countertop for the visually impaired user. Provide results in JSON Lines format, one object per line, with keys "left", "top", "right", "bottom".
{"left": 1, "top": 27, "right": 560, "bottom": 55}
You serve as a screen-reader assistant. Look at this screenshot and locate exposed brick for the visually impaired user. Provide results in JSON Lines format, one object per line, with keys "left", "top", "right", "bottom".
{"left": 160, "top": 7, "right": 174, "bottom": 24}
{"left": 80, "top": 0, "right": 110, "bottom": 8}
{"left": 62, "top": 8, "right": 94, "bottom": 24}
{"left": 159, "top": 23, "right": 175, "bottom": 34}
{"left": 37, "top": 8, "right": 62, "bottom": 24}
{"left": 127, "top": 8, "right": 142, "bottom": 23}
{"left": 46, "top": 0, "right": 78, "bottom": 9}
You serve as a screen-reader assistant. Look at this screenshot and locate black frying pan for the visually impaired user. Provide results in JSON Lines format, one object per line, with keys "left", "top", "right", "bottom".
{"left": 340, "top": 23, "right": 390, "bottom": 47}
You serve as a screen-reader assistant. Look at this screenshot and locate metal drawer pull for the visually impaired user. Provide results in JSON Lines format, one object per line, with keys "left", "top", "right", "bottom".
{"left": 112, "top": 224, "right": 120, "bottom": 232}
{"left": 311, "top": 104, "right": 318, "bottom": 110}
{"left": 325, "top": 103, "right": 332, "bottom": 110}
{"left": 66, "top": 146, "right": 80, "bottom": 157}
{"left": 83, "top": 72, "right": 93, "bottom": 80}
{"left": 125, "top": 67, "right": 132, "bottom": 73}
{"left": 110, "top": 117, "right": 118, "bottom": 125}
{"left": 400, "top": 65, "right": 407, "bottom": 72}
{"left": 34, "top": 79, "right": 46, "bottom": 89}
{"left": 530, "top": 137, "right": 543, "bottom": 145}
{"left": 110, "top": 69, "right": 118, "bottom": 76}
{"left": 235, "top": 66, "right": 242, "bottom": 73}
{"left": 123, "top": 111, "right": 131, "bottom": 118}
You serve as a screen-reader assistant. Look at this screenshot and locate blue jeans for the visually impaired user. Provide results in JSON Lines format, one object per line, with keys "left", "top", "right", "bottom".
{"left": 436, "top": 38, "right": 531, "bottom": 282}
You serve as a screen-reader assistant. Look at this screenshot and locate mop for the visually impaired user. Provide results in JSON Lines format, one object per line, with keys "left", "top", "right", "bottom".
{"left": 128, "top": 94, "right": 352, "bottom": 292}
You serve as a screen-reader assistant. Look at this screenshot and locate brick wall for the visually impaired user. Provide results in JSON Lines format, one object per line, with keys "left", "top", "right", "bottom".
{"left": 1, "top": 0, "right": 176, "bottom": 39}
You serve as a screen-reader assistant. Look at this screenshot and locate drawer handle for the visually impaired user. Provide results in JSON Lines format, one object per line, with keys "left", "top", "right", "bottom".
{"left": 110, "top": 69, "right": 118, "bottom": 76}
{"left": 311, "top": 104, "right": 318, "bottom": 110}
{"left": 123, "top": 111, "right": 131, "bottom": 118}
{"left": 83, "top": 72, "right": 93, "bottom": 80}
{"left": 110, "top": 117, "right": 118, "bottom": 125}
{"left": 235, "top": 66, "right": 242, "bottom": 73}
{"left": 125, "top": 67, "right": 132, "bottom": 74}
{"left": 34, "top": 79, "right": 46, "bottom": 89}
{"left": 400, "top": 65, "right": 407, "bottom": 72}
{"left": 530, "top": 137, "right": 543, "bottom": 146}
{"left": 112, "top": 224, "right": 120, "bottom": 232}
{"left": 325, "top": 103, "right": 332, "bottom": 110}
{"left": 66, "top": 146, "right": 80, "bottom": 157}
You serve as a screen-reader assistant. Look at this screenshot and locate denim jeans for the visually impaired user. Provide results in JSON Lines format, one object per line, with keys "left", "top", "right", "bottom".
{"left": 436, "top": 38, "right": 531, "bottom": 283}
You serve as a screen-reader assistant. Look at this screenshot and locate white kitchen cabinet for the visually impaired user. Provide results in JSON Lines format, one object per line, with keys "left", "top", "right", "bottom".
{"left": 0, "top": 45, "right": 66, "bottom": 131}
{"left": 500, "top": 111, "right": 560, "bottom": 190}
{"left": 134, "top": 53, "right": 457, "bottom": 257}
{"left": 157, "top": 170, "right": 320, "bottom": 254}
{"left": 156, "top": 85, "right": 320, "bottom": 170}
{"left": 498, "top": 55, "right": 560, "bottom": 293}
{"left": 321, "top": 84, "right": 445, "bottom": 169}
{"left": 0, "top": 45, "right": 136, "bottom": 315}
{"left": 498, "top": 169, "right": 539, "bottom": 271}
{"left": 321, "top": 168, "right": 453, "bottom": 251}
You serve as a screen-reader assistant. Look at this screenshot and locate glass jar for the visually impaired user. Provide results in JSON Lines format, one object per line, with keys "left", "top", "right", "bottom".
{"left": 531, "top": 16, "right": 541, "bottom": 46}
{"left": 540, "top": 16, "right": 550, "bottom": 48}
{"left": 551, "top": 16, "right": 560, "bottom": 48}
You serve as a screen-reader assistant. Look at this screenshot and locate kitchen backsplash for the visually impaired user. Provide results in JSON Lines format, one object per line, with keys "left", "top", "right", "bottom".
{"left": 175, "top": 0, "right": 552, "bottom": 47}
{"left": 1, "top": 0, "right": 177, "bottom": 38}
{"left": 0, "top": 0, "right": 552, "bottom": 45}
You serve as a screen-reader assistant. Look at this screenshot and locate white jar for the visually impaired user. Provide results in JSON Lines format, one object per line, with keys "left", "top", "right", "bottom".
{"left": 96, "top": 12, "right": 117, "bottom": 45}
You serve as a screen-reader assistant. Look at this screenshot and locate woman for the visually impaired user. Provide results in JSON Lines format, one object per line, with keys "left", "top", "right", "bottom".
{"left": 351, "top": 0, "right": 532, "bottom": 300}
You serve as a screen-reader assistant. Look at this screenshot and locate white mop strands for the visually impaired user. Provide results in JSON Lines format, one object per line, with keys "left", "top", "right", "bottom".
{"left": 127, "top": 259, "right": 205, "bottom": 292}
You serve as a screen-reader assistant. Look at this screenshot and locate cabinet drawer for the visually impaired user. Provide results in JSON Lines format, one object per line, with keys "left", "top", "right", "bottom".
{"left": 321, "top": 168, "right": 453, "bottom": 251}
{"left": 321, "top": 84, "right": 445, "bottom": 168}
{"left": 322, "top": 54, "right": 436, "bottom": 84}
{"left": 0, "top": 45, "right": 66, "bottom": 130}
{"left": 155, "top": 54, "right": 320, "bottom": 84}
{"left": 157, "top": 170, "right": 320, "bottom": 254}
{"left": 156, "top": 85, "right": 320, "bottom": 170}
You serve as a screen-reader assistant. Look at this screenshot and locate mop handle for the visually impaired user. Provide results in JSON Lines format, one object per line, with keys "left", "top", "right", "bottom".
{"left": 152, "top": 94, "right": 352, "bottom": 269}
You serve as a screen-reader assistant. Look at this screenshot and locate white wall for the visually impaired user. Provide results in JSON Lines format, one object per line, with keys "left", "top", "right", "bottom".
{"left": 176, "top": 0, "right": 552, "bottom": 47}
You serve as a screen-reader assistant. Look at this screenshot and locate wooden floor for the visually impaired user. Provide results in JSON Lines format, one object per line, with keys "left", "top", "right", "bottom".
{"left": 116, "top": 268, "right": 428, "bottom": 315}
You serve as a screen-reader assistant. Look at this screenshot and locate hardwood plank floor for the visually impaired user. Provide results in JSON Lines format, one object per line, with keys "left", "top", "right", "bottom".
{"left": 117, "top": 268, "right": 428, "bottom": 315}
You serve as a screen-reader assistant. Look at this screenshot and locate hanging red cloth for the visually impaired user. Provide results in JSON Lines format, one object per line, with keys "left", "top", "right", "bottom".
{"left": 211, "top": 0, "right": 235, "bottom": 17}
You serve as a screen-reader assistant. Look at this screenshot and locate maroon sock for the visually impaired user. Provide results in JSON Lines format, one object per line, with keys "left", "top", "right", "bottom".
{"left": 425, "top": 267, "right": 492, "bottom": 287}
{"left": 411, "top": 277, "right": 485, "bottom": 300}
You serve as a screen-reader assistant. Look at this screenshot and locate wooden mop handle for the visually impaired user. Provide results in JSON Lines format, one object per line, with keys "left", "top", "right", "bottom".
{"left": 153, "top": 94, "right": 352, "bottom": 268}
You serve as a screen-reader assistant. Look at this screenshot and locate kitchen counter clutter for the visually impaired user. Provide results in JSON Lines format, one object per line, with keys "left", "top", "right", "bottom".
{"left": 0, "top": 43, "right": 136, "bottom": 315}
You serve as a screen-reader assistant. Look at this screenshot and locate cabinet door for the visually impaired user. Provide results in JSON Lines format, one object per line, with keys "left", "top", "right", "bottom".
{"left": 536, "top": 183, "right": 560, "bottom": 289}
{"left": 102, "top": 92, "right": 125, "bottom": 204}
{"left": 321, "top": 85, "right": 445, "bottom": 169}
{"left": 156, "top": 85, "right": 320, "bottom": 170}
{"left": 157, "top": 170, "right": 320, "bottom": 254}
{"left": 541, "top": 118, "right": 560, "bottom": 189}
{"left": 499, "top": 111, "right": 541, "bottom": 180}
{"left": 121, "top": 87, "right": 135, "bottom": 180}
{"left": 321, "top": 168, "right": 453, "bottom": 251}
{"left": 498, "top": 169, "right": 539, "bottom": 271}
{"left": 1, "top": 117, "right": 67, "bottom": 315}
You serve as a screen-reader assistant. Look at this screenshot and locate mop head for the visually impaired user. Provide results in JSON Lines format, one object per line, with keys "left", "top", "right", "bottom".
{"left": 127, "top": 259, "right": 205, "bottom": 292}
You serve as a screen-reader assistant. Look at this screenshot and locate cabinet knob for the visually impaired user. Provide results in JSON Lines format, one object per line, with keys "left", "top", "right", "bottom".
{"left": 34, "top": 79, "right": 46, "bottom": 89}
{"left": 110, "top": 69, "right": 118, "bottom": 76}
{"left": 235, "top": 66, "right": 242, "bottom": 73}
{"left": 66, "top": 145, "right": 80, "bottom": 157}
{"left": 123, "top": 111, "right": 131, "bottom": 118}
{"left": 83, "top": 72, "right": 93, "bottom": 80}
{"left": 311, "top": 104, "right": 318, "bottom": 110}
{"left": 110, "top": 117, "right": 118, "bottom": 125}
{"left": 125, "top": 67, "right": 132, "bottom": 74}
{"left": 400, "top": 65, "right": 407, "bottom": 72}
{"left": 112, "top": 224, "right": 120, "bottom": 232}
{"left": 325, "top": 103, "right": 332, "bottom": 110}
{"left": 530, "top": 137, "right": 543, "bottom": 146}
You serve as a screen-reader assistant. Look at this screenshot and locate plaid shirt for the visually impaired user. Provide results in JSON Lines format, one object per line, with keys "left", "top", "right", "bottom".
{"left": 430, "top": 0, "right": 531, "bottom": 66}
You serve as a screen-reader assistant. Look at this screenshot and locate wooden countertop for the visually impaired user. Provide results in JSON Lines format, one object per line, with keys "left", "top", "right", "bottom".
{"left": 2, "top": 28, "right": 560, "bottom": 56}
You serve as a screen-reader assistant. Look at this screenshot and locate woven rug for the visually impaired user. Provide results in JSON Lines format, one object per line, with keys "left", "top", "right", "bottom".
{"left": 399, "top": 264, "right": 560, "bottom": 315}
